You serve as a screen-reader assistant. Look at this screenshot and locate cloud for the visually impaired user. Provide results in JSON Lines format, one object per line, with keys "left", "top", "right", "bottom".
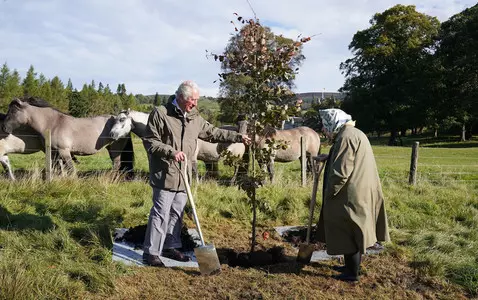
{"left": 0, "top": 0, "right": 474, "bottom": 97}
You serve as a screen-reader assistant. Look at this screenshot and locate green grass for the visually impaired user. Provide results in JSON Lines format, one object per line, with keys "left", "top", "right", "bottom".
{"left": 1, "top": 135, "right": 477, "bottom": 298}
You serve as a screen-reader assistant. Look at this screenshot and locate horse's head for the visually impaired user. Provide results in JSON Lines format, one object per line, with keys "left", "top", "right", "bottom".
{"left": 2, "top": 98, "right": 28, "bottom": 134}
{"left": 110, "top": 110, "right": 133, "bottom": 140}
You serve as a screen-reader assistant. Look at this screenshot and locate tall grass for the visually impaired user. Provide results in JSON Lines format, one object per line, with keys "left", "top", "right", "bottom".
{"left": 1, "top": 136, "right": 477, "bottom": 297}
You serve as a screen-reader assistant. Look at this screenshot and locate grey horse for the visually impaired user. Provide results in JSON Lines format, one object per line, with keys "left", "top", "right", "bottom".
{"left": 2, "top": 97, "right": 134, "bottom": 176}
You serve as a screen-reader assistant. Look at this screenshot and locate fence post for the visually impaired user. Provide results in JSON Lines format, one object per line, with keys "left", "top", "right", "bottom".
{"left": 45, "top": 129, "right": 52, "bottom": 182}
{"left": 301, "top": 136, "right": 307, "bottom": 187}
{"left": 409, "top": 141, "right": 419, "bottom": 185}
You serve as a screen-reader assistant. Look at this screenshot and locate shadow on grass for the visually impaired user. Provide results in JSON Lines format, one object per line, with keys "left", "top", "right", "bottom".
{"left": 421, "top": 141, "right": 478, "bottom": 148}
{"left": 0, "top": 205, "right": 54, "bottom": 231}
{"left": 368, "top": 134, "right": 478, "bottom": 148}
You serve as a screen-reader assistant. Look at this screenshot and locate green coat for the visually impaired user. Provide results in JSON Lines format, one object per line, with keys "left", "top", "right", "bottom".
{"left": 144, "top": 100, "right": 243, "bottom": 191}
{"left": 316, "top": 125, "right": 390, "bottom": 255}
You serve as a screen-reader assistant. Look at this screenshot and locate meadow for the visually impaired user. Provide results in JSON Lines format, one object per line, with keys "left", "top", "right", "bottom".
{"left": 0, "top": 135, "right": 477, "bottom": 299}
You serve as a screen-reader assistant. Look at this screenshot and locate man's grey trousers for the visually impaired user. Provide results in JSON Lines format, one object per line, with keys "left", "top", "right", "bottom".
{"left": 143, "top": 188, "right": 187, "bottom": 256}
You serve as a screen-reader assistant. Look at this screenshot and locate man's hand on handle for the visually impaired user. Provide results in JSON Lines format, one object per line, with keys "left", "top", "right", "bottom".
{"left": 174, "top": 151, "right": 186, "bottom": 162}
{"left": 241, "top": 135, "right": 252, "bottom": 145}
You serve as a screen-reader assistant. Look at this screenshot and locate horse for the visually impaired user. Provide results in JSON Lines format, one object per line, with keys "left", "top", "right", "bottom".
{"left": 0, "top": 112, "right": 47, "bottom": 180}
{"left": 1, "top": 97, "right": 135, "bottom": 176}
{"left": 109, "top": 109, "right": 245, "bottom": 183}
{"left": 238, "top": 120, "right": 321, "bottom": 182}
{"left": 0, "top": 112, "right": 87, "bottom": 180}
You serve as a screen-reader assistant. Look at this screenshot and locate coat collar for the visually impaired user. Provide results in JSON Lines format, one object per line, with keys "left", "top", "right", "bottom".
{"left": 165, "top": 97, "right": 199, "bottom": 121}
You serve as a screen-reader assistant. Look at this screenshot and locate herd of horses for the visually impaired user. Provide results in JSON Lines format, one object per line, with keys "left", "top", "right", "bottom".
{"left": 0, "top": 97, "right": 321, "bottom": 182}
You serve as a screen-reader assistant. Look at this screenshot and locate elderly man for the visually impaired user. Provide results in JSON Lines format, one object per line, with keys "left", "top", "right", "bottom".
{"left": 316, "top": 108, "right": 389, "bottom": 282}
{"left": 142, "top": 80, "right": 251, "bottom": 267}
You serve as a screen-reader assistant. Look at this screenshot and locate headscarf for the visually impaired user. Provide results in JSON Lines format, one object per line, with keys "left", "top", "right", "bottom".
{"left": 319, "top": 109, "right": 354, "bottom": 135}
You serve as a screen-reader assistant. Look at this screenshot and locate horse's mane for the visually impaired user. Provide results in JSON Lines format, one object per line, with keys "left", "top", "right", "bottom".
{"left": 20, "top": 96, "right": 53, "bottom": 108}
{"left": 20, "top": 96, "right": 66, "bottom": 114}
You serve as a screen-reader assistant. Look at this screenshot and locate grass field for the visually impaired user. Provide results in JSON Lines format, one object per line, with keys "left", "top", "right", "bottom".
{"left": 0, "top": 135, "right": 477, "bottom": 299}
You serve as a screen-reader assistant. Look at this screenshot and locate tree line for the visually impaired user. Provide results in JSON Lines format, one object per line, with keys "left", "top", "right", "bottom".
{"left": 338, "top": 4, "right": 478, "bottom": 144}
{"left": 0, "top": 64, "right": 143, "bottom": 117}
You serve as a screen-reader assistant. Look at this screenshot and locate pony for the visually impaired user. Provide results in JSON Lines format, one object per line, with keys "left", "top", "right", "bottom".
{"left": 109, "top": 109, "right": 245, "bottom": 182}
{"left": 1, "top": 97, "right": 134, "bottom": 176}
{"left": 1, "top": 112, "right": 85, "bottom": 180}
{"left": 238, "top": 120, "right": 321, "bottom": 182}
{"left": 0, "top": 112, "right": 48, "bottom": 180}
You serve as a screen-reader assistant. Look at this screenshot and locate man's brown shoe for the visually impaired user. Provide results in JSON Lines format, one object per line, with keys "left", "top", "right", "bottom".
{"left": 162, "top": 248, "right": 191, "bottom": 262}
{"left": 143, "top": 253, "right": 164, "bottom": 267}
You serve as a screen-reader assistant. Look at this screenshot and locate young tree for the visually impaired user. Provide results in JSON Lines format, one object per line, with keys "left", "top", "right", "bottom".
{"left": 216, "top": 21, "right": 306, "bottom": 123}
{"left": 210, "top": 14, "right": 311, "bottom": 252}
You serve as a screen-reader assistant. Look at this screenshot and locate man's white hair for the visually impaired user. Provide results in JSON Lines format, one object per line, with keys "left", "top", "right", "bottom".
{"left": 175, "top": 80, "right": 199, "bottom": 99}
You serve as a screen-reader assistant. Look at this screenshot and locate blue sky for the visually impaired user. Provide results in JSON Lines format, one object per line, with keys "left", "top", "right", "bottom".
{"left": 0, "top": 0, "right": 474, "bottom": 97}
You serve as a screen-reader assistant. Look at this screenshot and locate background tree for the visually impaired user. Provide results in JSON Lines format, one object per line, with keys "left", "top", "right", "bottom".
{"left": 210, "top": 14, "right": 311, "bottom": 252}
{"left": 0, "top": 63, "right": 21, "bottom": 111}
{"left": 22, "top": 65, "right": 40, "bottom": 97}
{"left": 50, "top": 76, "right": 67, "bottom": 111}
{"left": 437, "top": 3, "right": 478, "bottom": 141}
{"left": 153, "top": 92, "right": 160, "bottom": 106}
{"left": 68, "top": 90, "right": 88, "bottom": 117}
{"left": 38, "top": 74, "right": 52, "bottom": 101}
{"left": 340, "top": 5, "right": 440, "bottom": 145}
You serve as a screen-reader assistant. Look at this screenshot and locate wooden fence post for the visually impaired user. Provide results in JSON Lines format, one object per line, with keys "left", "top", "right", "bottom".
{"left": 409, "top": 141, "right": 419, "bottom": 185}
{"left": 45, "top": 129, "right": 52, "bottom": 182}
{"left": 301, "top": 136, "right": 307, "bottom": 187}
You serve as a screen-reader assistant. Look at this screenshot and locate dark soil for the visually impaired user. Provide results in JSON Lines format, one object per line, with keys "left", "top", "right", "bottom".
{"left": 281, "top": 225, "right": 327, "bottom": 251}
{"left": 217, "top": 246, "right": 287, "bottom": 268}
{"left": 113, "top": 224, "right": 198, "bottom": 251}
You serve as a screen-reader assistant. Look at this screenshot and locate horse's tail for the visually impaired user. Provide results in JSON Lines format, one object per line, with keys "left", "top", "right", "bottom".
{"left": 120, "top": 133, "right": 135, "bottom": 178}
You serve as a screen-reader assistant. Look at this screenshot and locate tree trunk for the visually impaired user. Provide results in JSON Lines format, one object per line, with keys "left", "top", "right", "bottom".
{"left": 388, "top": 130, "right": 398, "bottom": 146}
{"left": 434, "top": 128, "right": 438, "bottom": 138}
{"left": 461, "top": 123, "right": 466, "bottom": 142}
{"left": 400, "top": 128, "right": 407, "bottom": 137}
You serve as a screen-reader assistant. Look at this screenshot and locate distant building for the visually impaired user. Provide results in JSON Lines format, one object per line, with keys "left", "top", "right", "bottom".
{"left": 295, "top": 91, "right": 345, "bottom": 109}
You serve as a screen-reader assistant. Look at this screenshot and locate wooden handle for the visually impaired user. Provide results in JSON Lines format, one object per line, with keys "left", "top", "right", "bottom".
{"left": 305, "top": 161, "right": 325, "bottom": 244}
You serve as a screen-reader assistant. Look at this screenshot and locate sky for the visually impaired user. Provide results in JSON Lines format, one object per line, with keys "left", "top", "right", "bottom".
{"left": 0, "top": 0, "right": 475, "bottom": 97}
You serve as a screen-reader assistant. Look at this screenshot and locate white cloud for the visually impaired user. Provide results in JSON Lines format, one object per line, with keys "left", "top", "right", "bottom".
{"left": 0, "top": 0, "right": 474, "bottom": 97}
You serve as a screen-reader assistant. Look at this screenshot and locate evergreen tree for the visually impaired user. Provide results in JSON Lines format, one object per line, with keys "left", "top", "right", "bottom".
{"left": 153, "top": 92, "right": 160, "bottom": 106}
{"left": 68, "top": 89, "right": 89, "bottom": 117}
{"left": 0, "top": 64, "right": 22, "bottom": 111}
{"left": 98, "top": 82, "right": 104, "bottom": 94}
{"left": 0, "top": 63, "right": 11, "bottom": 109}
{"left": 39, "top": 80, "right": 52, "bottom": 102}
{"left": 50, "top": 76, "right": 67, "bottom": 111}
{"left": 23, "top": 65, "right": 39, "bottom": 97}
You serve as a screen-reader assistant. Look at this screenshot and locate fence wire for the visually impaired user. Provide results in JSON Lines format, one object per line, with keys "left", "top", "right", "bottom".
{"left": 1, "top": 133, "right": 477, "bottom": 185}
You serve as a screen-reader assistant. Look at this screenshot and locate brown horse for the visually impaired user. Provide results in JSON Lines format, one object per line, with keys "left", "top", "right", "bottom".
{"left": 238, "top": 121, "right": 321, "bottom": 181}
{"left": 2, "top": 97, "right": 134, "bottom": 176}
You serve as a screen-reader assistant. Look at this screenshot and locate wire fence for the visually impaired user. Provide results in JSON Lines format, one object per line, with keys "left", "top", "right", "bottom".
{"left": 2, "top": 133, "right": 478, "bottom": 184}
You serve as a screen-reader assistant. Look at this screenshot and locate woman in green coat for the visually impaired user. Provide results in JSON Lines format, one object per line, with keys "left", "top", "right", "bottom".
{"left": 316, "top": 109, "right": 390, "bottom": 282}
